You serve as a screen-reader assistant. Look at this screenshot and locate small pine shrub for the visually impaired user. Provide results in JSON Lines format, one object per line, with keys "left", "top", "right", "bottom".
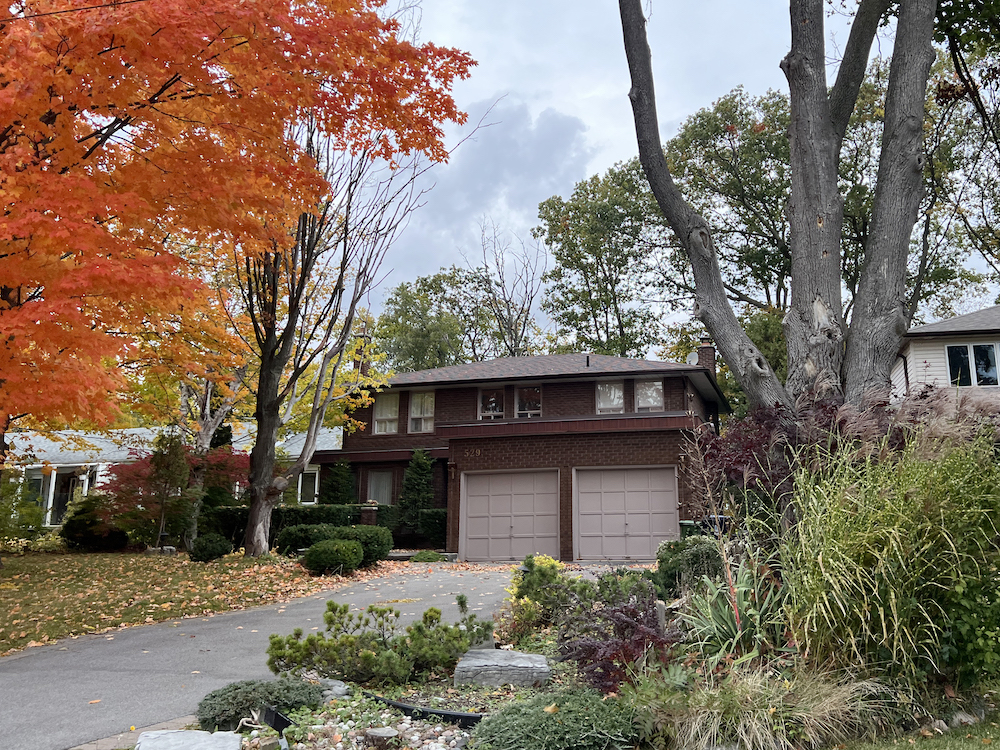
{"left": 189, "top": 532, "right": 233, "bottom": 562}
{"left": 512, "top": 553, "right": 570, "bottom": 624}
{"left": 398, "top": 449, "right": 434, "bottom": 529}
{"left": 267, "top": 599, "right": 493, "bottom": 686}
{"left": 196, "top": 677, "right": 323, "bottom": 732}
{"left": 473, "top": 688, "right": 636, "bottom": 750}
{"left": 410, "top": 549, "right": 447, "bottom": 562}
{"left": 302, "top": 539, "right": 364, "bottom": 575}
{"left": 319, "top": 460, "right": 356, "bottom": 504}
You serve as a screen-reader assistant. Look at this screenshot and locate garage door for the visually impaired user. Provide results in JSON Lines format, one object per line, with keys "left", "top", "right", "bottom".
{"left": 462, "top": 471, "right": 560, "bottom": 561}
{"left": 575, "top": 467, "right": 678, "bottom": 560}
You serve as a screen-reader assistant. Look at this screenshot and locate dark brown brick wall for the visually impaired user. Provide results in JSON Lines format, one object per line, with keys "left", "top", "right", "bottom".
{"left": 541, "top": 381, "right": 594, "bottom": 417}
{"left": 445, "top": 430, "right": 696, "bottom": 560}
{"left": 344, "top": 389, "right": 449, "bottom": 452}
{"left": 664, "top": 377, "right": 686, "bottom": 411}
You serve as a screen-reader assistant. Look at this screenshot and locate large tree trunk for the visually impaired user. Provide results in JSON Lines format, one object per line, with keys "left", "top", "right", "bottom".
{"left": 620, "top": 0, "right": 931, "bottom": 410}
{"left": 619, "top": 0, "right": 792, "bottom": 411}
{"left": 244, "top": 353, "right": 288, "bottom": 557}
{"left": 843, "top": 0, "right": 937, "bottom": 405}
{"left": 780, "top": 0, "right": 846, "bottom": 402}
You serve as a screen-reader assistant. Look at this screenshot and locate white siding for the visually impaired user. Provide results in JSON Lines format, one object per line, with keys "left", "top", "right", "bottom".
{"left": 890, "top": 348, "right": 909, "bottom": 401}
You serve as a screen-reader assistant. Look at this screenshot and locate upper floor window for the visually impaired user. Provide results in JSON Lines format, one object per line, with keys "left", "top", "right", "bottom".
{"left": 516, "top": 385, "right": 542, "bottom": 418}
{"left": 948, "top": 343, "right": 999, "bottom": 387}
{"left": 636, "top": 380, "right": 665, "bottom": 412}
{"left": 479, "top": 388, "right": 504, "bottom": 420}
{"left": 596, "top": 382, "right": 624, "bottom": 414}
{"left": 409, "top": 391, "right": 435, "bottom": 432}
{"left": 374, "top": 392, "right": 399, "bottom": 434}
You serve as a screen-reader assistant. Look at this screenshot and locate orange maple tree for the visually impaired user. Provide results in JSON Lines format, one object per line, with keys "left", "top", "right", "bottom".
{"left": 0, "top": 0, "right": 473, "bottom": 451}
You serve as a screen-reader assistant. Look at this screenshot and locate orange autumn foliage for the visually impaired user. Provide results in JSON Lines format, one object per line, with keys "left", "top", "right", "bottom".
{"left": 0, "top": 0, "right": 473, "bottom": 437}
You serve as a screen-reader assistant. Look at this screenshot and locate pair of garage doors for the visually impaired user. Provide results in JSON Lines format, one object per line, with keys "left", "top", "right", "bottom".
{"left": 460, "top": 467, "right": 679, "bottom": 562}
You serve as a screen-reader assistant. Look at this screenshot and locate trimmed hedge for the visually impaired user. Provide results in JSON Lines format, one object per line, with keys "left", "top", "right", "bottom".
{"left": 201, "top": 504, "right": 362, "bottom": 547}
{"left": 333, "top": 525, "right": 393, "bottom": 567}
{"left": 418, "top": 508, "right": 447, "bottom": 548}
{"left": 275, "top": 523, "right": 393, "bottom": 566}
{"left": 303, "top": 539, "right": 364, "bottom": 575}
{"left": 374, "top": 504, "right": 400, "bottom": 532}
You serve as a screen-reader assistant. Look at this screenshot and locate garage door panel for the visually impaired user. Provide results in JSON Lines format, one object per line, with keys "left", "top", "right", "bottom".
{"left": 462, "top": 471, "right": 559, "bottom": 562}
{"left": 576, "top": 467, "right": 679, "bottom": 561}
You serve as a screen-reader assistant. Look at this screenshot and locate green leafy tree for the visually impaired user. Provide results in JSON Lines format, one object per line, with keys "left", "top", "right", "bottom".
{"left": 397, "top": 449, "right": 434, "bottom": 530}
{"left": 536, "top": 160, "right": 666, "bottom": 357}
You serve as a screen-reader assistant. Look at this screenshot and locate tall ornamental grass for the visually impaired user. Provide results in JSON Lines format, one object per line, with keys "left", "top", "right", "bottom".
{"left": 781, "top": 432, "right": 1000, "bottom": 685}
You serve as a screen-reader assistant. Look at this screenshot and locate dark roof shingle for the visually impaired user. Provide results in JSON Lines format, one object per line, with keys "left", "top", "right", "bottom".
{"left": 389, "top": 353, "right": 696, "bottom": 386}
{"left": 906, "top": 305, "right": 1000, "bottom": 337}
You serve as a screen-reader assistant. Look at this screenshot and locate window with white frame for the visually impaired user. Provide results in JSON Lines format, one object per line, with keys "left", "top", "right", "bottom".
{"left": 374, "top": 393, "right": 399, "bottom": 434}
{"left": 299, "top": 467, "right": 319, "bottom": 504}
{"left": 516, "top": 385, "right": 542, "bottom": 418}
{"left": 409, "top": 392, "right": 435, "bottom": 433}
{"left": 368, "top": 470, "right": 394, "bottom": 505}
{"left": 948, "top": 343, "right": 999, "bottom": 387}
{"left": 596, "top": 381, "right": 624, "bottom": 414}
{"left": 479, "top": 388, "right": 504, "bottom": 420}
{"left": 636, "top": 379, "right": 665, "bottom": 412}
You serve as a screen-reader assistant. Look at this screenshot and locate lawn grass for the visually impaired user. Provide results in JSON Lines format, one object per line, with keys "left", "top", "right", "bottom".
{"left": 846, "top": 717, "right": 1000, "bottom": 750}
{"left": 0, "top": 551, "right": 339, "bottom": 655}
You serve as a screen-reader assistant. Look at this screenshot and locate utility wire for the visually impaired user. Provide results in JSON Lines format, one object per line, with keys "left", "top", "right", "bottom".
{"left": 3, "top": 0, "right": 152, "bottom": 23}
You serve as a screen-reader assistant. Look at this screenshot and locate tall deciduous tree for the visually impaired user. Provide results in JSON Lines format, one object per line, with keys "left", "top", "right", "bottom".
{"left": 536, "top": 161, "right": 666, "bottom": 357}
{"left": 0, "top": 0, "right": 472, "bottom": 454}
{"left": 238, "top": 127, "right": 447, "bottom": 556}
{"left": 620, "top": 0, "right": 937, "bottom": 407}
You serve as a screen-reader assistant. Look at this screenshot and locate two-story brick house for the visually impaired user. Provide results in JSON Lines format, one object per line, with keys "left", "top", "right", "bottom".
{"left": 314, "top": 350, "right": 728, "bottom": 562}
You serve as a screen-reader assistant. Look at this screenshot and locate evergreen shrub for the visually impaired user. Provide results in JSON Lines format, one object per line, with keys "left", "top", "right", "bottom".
{"left": 59, "top": 493, "right": 129, "bottom": 551}
{"left": 189, "top": 532, "right": 233, "bottom": 562}
{"left": 196, "top": 678, "right": 323, "bottom": 731}
{"left": 302, "top": 539, "right": 364, "bottom": 575}
{"left": 417, "top": 508, "right": 447, "bottom": 547}
{"left": 473, "top": 688, "right": 636, "bottom": 750}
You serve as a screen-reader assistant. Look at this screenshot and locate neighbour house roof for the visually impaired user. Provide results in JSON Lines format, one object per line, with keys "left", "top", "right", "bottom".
{"left": 388, "top": 353, "right": 729, "bottom": 410}
{"left": 6, "top": 428, "right": 159, "bottom": 466}
{"left": 278, "top": 427, "right": 343, "bottom": 455}
{"left": 906, "top": 305, "right": 1000, "bottom": 338}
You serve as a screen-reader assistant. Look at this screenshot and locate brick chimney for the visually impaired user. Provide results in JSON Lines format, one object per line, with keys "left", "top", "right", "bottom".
{"left": 697, "top": 337, "right": 716, "bottom": 374}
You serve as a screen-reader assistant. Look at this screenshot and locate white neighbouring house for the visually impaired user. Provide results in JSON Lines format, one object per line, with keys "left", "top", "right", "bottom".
{"left": 892, "top": 305, "right": 1000, "bottom": 400}
{"left": 5, "top": 426, "right": 342, "bottom": 526}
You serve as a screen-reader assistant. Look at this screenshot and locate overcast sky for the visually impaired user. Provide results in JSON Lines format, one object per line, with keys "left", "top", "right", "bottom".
{"left": 370, "top": 2, "right": 865, "bottom": 314}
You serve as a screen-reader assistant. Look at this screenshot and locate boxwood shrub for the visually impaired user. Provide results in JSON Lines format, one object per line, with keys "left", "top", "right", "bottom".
{"left": 303, "top": 539, "right": 364, "bottom": 575}
{"left": 189, "top": 532, "right": 233, "bottom": 562}
{"left": 275, "top": 523, "right": 339, "bottom": 554}
{"left": 331, "top": 525, "right": 393, "bottom": 567}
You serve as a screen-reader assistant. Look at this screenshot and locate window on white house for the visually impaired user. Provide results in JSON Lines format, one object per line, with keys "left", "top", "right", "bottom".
{"left": 948, "top": 344, "right": 999, "bottom": 387}
{"left": 479, "top": 388, "right": 504, "bottom": 420}
{"left": 299, "top": 468, "right": 318, "bottom": 505}
{"left": 369, "top": 470, "right": 394, "bottom": 504}
{"left": 374, "top": 393, "right": 399, "bottom": 434}
{"left": 409, "top": 392, "right": 435, "bottom": 433}
{"left": 636, "top": 380, "right": 665, "bottom": 412}
{"left": 516, "top": 386, "right": 542, "bottom": 418}
{"left": 596, "top": 382, "right": 624, "bottom": 414}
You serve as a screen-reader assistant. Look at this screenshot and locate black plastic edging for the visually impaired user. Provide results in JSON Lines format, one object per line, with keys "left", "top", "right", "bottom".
{"left": 361, "top": 690, "right": 484, "bottom": 728}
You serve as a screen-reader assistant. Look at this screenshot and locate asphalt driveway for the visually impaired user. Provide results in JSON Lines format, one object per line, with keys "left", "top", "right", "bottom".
{"left": 0, "top": 564, "right": 513, "bottom": 750}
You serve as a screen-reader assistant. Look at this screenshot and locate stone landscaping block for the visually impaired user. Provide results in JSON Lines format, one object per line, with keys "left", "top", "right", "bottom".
{"left": 454, "top": 649, "right": 549, "bottom": 687}
{"left": 135, "top": 729, "right": 241, "bottom": 749}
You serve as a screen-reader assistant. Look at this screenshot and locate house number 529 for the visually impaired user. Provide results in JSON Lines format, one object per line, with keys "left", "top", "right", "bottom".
{"left": 463, "top": 448, "right": 483, "bottom": 458}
